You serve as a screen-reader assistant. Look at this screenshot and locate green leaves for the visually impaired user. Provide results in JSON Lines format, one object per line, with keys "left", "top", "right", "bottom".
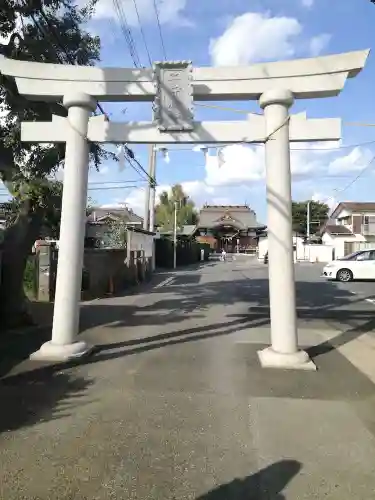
{"left": 291, "top": 200, "right": 329, "bottom": 236}
{"left": 155, "top": 184, "right": 198, "bottom": 231}
{"left": 0, "top": 0, "right": 116, "bottom": 221}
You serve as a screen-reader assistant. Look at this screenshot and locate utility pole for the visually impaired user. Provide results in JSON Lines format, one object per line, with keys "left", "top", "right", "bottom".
{"left": 149, "top": 146, "right": 157, "bottom": 232}
{"left": 306, "top": 200, "right": 311, "bottom": 241}
{"left": 143, "top": 144, "right": 156, "bottom": 231}
{"left": 173, "top": 201, "right": 178, "bottom": 269}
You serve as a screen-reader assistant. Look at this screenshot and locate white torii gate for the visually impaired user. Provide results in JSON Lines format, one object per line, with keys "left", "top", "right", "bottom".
{"left": 0, "top": 49, "right": 369, "bottom": 369}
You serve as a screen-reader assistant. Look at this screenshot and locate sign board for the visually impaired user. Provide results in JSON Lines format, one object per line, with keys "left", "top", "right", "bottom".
{"left": 130, "top": 231, "right": 153, "bottom": 257}
{"left": 153, "top": 61, "right": 194, "bottom": 132}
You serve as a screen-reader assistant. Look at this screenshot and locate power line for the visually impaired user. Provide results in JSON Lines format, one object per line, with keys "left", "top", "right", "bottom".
{"left": 112, "top": 0, "right": 142, "bottom": 67}
{"left": 22, "top": 3, "right": 153, "bottom": 185}
{"left": 153, "top": 0, "right": 167, "bottom": 59}
{"left": 131, "top": 0, "right": 153, "bottom": 66}
{"left": 331, "top": 154, "right": 375, "bottom": 196}
{"left": 87, "top": 184, "right": 143, "bottom": 191}
{"left": 87, "top": 179, "right": 146, "bottom": 185}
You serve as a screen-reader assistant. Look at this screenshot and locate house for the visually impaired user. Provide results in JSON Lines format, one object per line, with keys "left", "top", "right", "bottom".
{"left": 321, "top": 202, "right": 375, "bottom": 258}
{"left": 85, "top": 205, "right": 143, "bottom": 247}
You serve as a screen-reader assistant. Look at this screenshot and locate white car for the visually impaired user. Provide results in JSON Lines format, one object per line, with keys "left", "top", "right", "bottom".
{"left": 322, "top": 249, "right": 375, "bottom": 282}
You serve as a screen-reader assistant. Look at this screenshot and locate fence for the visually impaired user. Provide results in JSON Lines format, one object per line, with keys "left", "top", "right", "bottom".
{"left": 300, "top": 244, "right": 335, "bottom": 263}
{"left": 155, "top": 238, "right": 210, "bottom": 268}
{"left": 32, "top": 243, "right": 151, "bottom": 302}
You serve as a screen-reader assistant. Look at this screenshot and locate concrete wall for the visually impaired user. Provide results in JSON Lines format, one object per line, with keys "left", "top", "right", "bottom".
{"left": 302, "top": 244, "right": 335, "bottom": 263}
{"left": 35, "top": 245, "right": 152, "bottom": 302}
{"left": 322, "top": 232, "right": 366, "bottom": 259}
{"left": 258, "top": 236, "right": 305, "bottom": 260}
{"left": 82, "top": 248, "right": 152, "bottom": 299}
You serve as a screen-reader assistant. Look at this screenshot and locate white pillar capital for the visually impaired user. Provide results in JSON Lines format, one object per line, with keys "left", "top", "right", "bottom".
{"left": 259, "top": 89, "right": 294, "bottom": 110}
{"left": 63, "top": 92, "right": 97, "bottom": 111}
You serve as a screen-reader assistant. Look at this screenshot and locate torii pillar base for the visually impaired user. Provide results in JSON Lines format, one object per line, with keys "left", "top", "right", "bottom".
{"left": 30, "top": 340, "right": 94, "bottom": 362}
{"left": 258, "top": 347, "right": 316, "bottom": 371}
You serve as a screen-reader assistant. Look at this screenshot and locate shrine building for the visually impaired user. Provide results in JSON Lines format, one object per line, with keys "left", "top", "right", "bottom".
{"left": 193, "top": 205, "right": 266, "bottom": 253}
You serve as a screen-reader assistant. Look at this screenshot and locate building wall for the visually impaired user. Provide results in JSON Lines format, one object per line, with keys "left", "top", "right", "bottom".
{"left": 322, "top": 232, "right": 366, "bottom": 259}
{"left": 335, "top": 208, "right": 351, "bottom": 220}
{"left": 303, "top": 244, "right": 335, "bottom": 262}
{"left": 258, "top": 236, "right": 304, "bottom": 260}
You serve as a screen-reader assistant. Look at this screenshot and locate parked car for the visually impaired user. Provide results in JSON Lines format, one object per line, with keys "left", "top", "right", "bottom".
{"left": 321, "top": 249, "right": 375, "bottom": 282}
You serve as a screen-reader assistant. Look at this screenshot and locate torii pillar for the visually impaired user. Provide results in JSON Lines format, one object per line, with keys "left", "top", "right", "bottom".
{"left": 258, "top": 89, "right": 314, "bottom": 369}
{"left": 35, "top": 92, "right": 96, "bottom": 360}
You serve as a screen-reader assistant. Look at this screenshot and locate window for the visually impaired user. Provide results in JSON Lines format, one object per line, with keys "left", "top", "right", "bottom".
{"left": 364, "top": 216, "right": 370, "bottom": 225}
{"left": 340, "top": 217, "right": 350, "bottom": 226}
{"left": 355, "top": 251, "right": 375, "bottom": 261}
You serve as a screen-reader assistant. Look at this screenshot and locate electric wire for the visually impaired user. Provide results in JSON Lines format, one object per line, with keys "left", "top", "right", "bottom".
{"left": 153, "top": 0, "right": 167, "bottom": 59}
{"left": 131, "top": 0, "right": 153, "bottom": 66}
{"left": 112, "top": 0, "right": 142, "bottom": 67}
{"left": 22, "top": 1, "right": 153, "bottom": 185}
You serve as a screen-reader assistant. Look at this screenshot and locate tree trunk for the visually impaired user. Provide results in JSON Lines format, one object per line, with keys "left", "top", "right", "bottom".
{"left": 0, "top": 204, "right": 43, "bottom": 330}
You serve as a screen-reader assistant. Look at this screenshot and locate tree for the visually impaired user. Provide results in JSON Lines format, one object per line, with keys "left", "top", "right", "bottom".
{"left": 102, "top": 219, "right": 128, "bottom": 248}
{"left": 0, "top": 0, "right": 115, "bottom": 328}
{"left": 155, "top": 184, "right": 198, "bottom": 231}
{"left": 291, "top": 200, "right": 329, "bottom": 236}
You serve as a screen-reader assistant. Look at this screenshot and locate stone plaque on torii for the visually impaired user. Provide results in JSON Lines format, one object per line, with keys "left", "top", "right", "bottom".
{"left": 0, "top": 49, "right": 369, "bottom": 369}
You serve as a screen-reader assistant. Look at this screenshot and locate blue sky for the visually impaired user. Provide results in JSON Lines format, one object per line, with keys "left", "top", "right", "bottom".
{"left": 2, "top": 0, "right": 375, "bottom": 223}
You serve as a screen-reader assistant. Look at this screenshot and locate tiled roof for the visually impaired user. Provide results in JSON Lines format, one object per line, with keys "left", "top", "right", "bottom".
{"left": 341, "top": 202, "right": 375, "bottom": 212}
{"left": 332, "top": 202, "right": 375, "bottom": 218}
{"left": 198, "top": 205, "right": 261, "bottom": 229}
{"left": 323, "top": 224, "right": 353, "bottom": 235}
{"left": 181, "top": 225, "right": 196, "bottom": 236}
{"left": 87, "top": 206, "right": 143, "bottom": 224}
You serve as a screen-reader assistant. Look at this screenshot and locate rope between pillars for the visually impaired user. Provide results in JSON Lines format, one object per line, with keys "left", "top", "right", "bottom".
{"left": 264, "top": 116, "right": 291, "bottom": 143}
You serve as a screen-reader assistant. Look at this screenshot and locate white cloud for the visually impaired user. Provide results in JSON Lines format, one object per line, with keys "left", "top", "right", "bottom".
{"left": 78, "top": 0, "right": 191, "bottom": 27}
{"left": 328, "top": 147, "right": 373, "bottom": 174}
{"left": 205, "top": 145, "right": 264, "bottom": 185}
{"left": 120, "top": 143, "right": 374, "bottom": 214}
{"left": 301, "top": 0, "right": 314, "bottom": 7}
{"left": 122, "top": 179, "right": 215, "bottom": 215}
{"left": 309, "top": 34, "right": 331, "bottom": 56}
{"left": 209, "top": 12, "right": 302, "bottom": 66}
{"left": 209, "top": 11, "right": 333, "bottom": 66}
{"left": 312, "top": 192, "right": 337, "bottom": 209}
{"left": 202, "top": 142, "right": 374, "bottom": 188}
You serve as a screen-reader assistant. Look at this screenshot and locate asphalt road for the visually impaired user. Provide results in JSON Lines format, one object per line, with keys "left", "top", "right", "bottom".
{"left": 2, "top": 257, "right": 375, "bottom": 499}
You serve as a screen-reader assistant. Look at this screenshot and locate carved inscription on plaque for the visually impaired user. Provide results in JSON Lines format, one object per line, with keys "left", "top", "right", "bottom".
{"left": 153, "top": 61, "right": 194, "bottom": 132}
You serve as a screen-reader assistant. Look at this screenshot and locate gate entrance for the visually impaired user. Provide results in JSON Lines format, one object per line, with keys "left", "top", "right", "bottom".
{"left": 0, "top": 49, "right": 369, "bottom": 368}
